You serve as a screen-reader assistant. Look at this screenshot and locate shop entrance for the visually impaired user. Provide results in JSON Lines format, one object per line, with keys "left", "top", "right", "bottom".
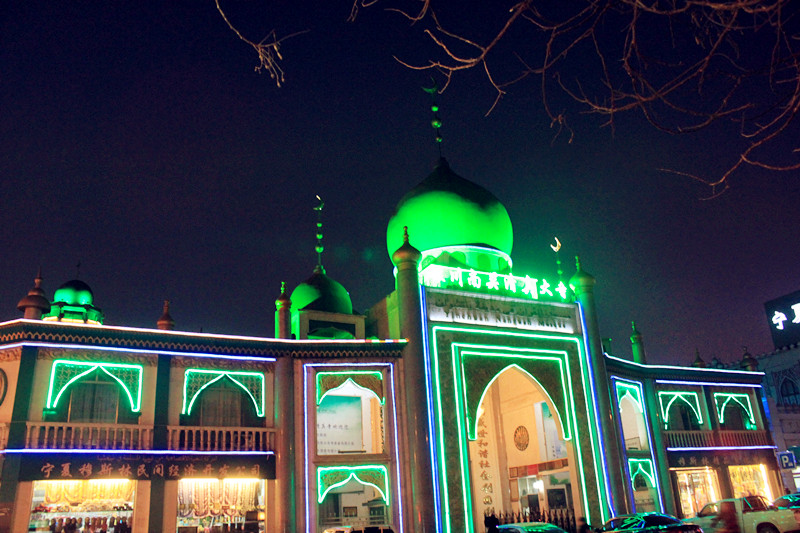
{"left": 28, "top": 479, "right": 135, "bottom": 532}
{"left": 469, "top": 366, "right": 578, "bottom": 526}
{"left": 176, "top": 478, "right": 265, "bottom": 532}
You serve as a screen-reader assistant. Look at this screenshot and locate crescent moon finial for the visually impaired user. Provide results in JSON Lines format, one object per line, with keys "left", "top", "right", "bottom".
{"left": 550, "top": 237, "right": 562, "bottom": 252}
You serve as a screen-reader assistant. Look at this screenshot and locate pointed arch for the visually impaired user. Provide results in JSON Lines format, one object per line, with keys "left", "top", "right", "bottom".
{"left": 182, "top": 369, "right": 265, "bottom": 417}
{"left": 46, "top": 360, "right": 143, "bottom": 412}
{"left": 317, "top": 465, "right": 389, "bottom": 504}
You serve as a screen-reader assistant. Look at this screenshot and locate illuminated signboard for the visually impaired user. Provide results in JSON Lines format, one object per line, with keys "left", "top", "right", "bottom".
{"left": 765, "top": 289, "right": 800, "bottom": 350}
{"left": 420, "top": 264, "right": 571, "bottom": 302}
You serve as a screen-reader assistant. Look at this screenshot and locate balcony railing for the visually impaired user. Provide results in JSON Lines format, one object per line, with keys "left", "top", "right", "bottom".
{"left": 664, "top": 429, "right": 771, "bottom": 448}
{"left": 26, "top": 422, "right": 153, "bottom": 450}
{"left": 167, "top": 426, "right": 276, "bottom": 452}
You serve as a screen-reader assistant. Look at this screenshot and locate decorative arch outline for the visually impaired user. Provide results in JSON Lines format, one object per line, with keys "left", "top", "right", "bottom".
{"left": 657, "top": 391, "right": 703, "bottom": 429}
{"left": 316, "top": 371, "right": 384, "bottom": 405}
{"left": 628, "top": 458, "right": 655, "bottom": 488}
{"left": 713, "top": 392, "right": 755, "bottom": 427}
{"left": 317, "top": 465, "right": 389, "bottom": 504}
{"left": 183, "top": 369, "right": 265, "bottom": 417}
{"left": 46, "top": 360, "right": 143, "bottom": 412}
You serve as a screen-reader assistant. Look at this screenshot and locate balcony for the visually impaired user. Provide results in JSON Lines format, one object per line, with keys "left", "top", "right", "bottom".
{"left": 167, "top": 426, "right": 276, "bottom": 452}
{"left": 25, "top": 422, "right": 153, "bottom": 450}
{"left": 664, "top": 429, "right": 771, "bottom": 448}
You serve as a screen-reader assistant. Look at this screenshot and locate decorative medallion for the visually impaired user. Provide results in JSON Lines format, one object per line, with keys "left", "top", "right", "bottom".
{"left": 513, "top": 425, "right": 529, "bottom": 451}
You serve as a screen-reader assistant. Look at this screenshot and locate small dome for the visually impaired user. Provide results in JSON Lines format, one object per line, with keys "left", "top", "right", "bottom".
{"left": 391, "top": 227, "right": 422, "bottom": 266}
{"left": 53, "top": 279, "right": 94, "bottom": 306}
{"left": 386, "top": 158, "right": 513, "bottom": 258}
{"left": 17, "top": 274, "right": 51, "bottom": 317}
{"left": 290, "top": 266, "right": 353, "bottom": 315}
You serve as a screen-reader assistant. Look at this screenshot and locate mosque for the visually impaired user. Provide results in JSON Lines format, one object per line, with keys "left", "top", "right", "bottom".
{"left": 0, "top": 157, "right": 779, "bottom": 532}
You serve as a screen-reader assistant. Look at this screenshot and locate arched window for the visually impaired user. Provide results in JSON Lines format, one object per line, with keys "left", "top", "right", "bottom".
{"left": 781, "top": 379, "right": 800, "bottom": 406}
{"left": 48, "top": 368, "right": 139, "bottom": 424}
{"left": 183, "top": 376, "right": 262, "bottom": 427}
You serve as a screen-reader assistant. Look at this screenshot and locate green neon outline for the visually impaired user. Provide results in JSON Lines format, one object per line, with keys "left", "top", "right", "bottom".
{"left": 316, "top": 465, "right": 389, "bottom": 504}
{"left": 628, "top": 458, "right": 655, "bottom": 488}
{"left": 316, "top": 371, "right": 384, "bottom": 405}
{"left": 657, "top": 391, "right": 703, "bottom": 429}
{"left": 430, "top": 325, "right": 607, "bottom": 532}
{"left": 182, "top": 369, "right": 265, "bottom": 417}
{"left": 46, "top": 360, "right": 143, "bottom": 412}
{"left": 616, "top": 382, "right": 644, "bottom": 414}
{"left": 713, "top": 392, "right": 755, "bottom": 426}
{"left": 455, "top": 348, "right": 572, "bottom": 441}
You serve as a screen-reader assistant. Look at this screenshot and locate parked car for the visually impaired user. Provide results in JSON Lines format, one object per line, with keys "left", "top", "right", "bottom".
{"left": 685, "top": 496, "right": 800, "bottom": 533}
{"left": 497, "top": 522, "right": 568, "bottom": 533}
{"left": 322, "top": 527, "right": 395, "bottom": 533}
{"left": 774, "top": 494, "right": 800, "bottom": 510}
{"left": 597, "top": 513, "right": 703, "bottom": 533}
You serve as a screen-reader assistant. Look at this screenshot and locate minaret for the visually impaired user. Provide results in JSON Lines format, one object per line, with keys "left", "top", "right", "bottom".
{"left": 630, "top": 321, "right": 646, "bottom": 364}
{"left": 275, "top": 282, "right": 292, "bottom": 339}
{"left": 392, "top": 227, "right": 437, "bottom": 532}
{"left": 156, "top": 300, "right": 175, "bottom": 330}
{"left": 17, "top": 270, "right": 51, "bottom": 320}
{"left": 570, "top": 256, "right": 628, "bottom": 516}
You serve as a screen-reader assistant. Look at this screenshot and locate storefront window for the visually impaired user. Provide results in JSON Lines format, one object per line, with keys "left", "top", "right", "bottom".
{"left": 176, "top": 478, "right": 265, "bottom": 531}
{"left": 729, "top": 465, "right": 774, "bottom": 501}
{"left": 28, "top": 479, "right": 134, "bottom": 532}
{"left": 318, "top": 476, "right": 389, "bottom": 529}
{"left": 674, "top": 467, "right": 720, "bottom": 518}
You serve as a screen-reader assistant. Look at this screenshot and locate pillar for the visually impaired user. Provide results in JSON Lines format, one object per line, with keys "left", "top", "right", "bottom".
{"left": 274, "top": 355, "right": 295, "bottom": 532}
{"left": 570, "top": 258, "right": 628, "bottom": 517}
{"left": 392, "top": 229, "right": 436, "bottom": 532}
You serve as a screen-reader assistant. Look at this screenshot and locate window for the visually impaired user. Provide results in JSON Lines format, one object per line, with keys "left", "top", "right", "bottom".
{"left": 48, "top": 370, "right": 138, "bottom": 424}
{"left": 183, "top": 378, "right": 262, "bottom": 427}
{"left": 782, "top": 380, "right": 800, "bottom": 406}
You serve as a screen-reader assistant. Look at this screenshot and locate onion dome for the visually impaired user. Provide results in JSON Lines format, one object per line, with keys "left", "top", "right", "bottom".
{"left": 43, "top": 279, "right": 104, "bottom": 324}
{"left": 17, "top": 272, "right": 51, "bottom": 319}
{"left": 391, "top": 227, "right": 422, "bottom": 266}
{"left": 290, "top": 265, "right": 353, "bottom": 315}
{"left": 691, "top": 348, "right": 707, "bottom": 368}
{"left": 386, "top": 158, "right": 513, "bottom": 259}
{"left": 275, "top": 281, "right": 291, "bottom": 310}
{"left": 569, "top": 256, "right": 596, "bottom": 291}
{"left": 740, "top": 347, "right": 758, "bottom": 371}
{"left": 157, "top": 300, "right": 175, "bottom": 330}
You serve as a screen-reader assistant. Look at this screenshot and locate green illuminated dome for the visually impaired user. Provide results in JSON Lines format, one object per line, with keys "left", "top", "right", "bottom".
{"left": 52, "top": 279, "right": 94, "bottom": 306}
{"left": 386, "top": 158, "right": 513, "bottom": 258}
{"left": 290, "top": 266, "right": 353, "bottom": 315}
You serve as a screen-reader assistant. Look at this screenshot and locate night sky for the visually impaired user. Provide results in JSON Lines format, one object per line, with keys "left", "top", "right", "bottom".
{"left": 2, "top": 1, "right": 798, "bottom": 364}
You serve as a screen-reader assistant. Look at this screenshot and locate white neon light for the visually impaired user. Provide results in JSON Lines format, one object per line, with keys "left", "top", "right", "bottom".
{"left": 606, "top": 354, "right": 764, "bottom": 376}
{"left": 2, "top": 448, "right": 274, "bottom": 455}
{"left": 0, "top": 319, "right": 404, "bottom": 344}
{"left": 655, "top": 379, "right": 761, "bottom": 388}
{"left": 667, "top": 446, "right": 776, "bottom": 451}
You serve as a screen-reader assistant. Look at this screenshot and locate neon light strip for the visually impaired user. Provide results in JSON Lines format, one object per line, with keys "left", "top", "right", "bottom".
{"left": 3, "top": 341, "right": 276, "bottom": 363}
{"left": 316, "top": 371, "right": 384, "bottom": 405}
{"left": 420, "top": 288, "right": 443, "bottom": 533}
{"left": 430, "top": 324, "right": 603, "bottom": 530}
{"left": 628, "top": 458, "right": 656, "bottom": 488}
{"left": 1, "top": 319, "right": 404, "bottom": 344}
{"left": 302, "top": 363, "right": 403, "bottom": 533}
{"left": 577, "top": 303, "right": 612, "bottom": 521}
{"left": 615, "top": 381, "right": 644, "bottom": 414}
{"left": 458, "top": 349, "right": 572, "bottom": 440}
{"left": 611, "top": 376, "right": 664, "bottom": 512}
{"left": 713, "top": 392, "right": 755, "bottom": 425}
{"left": 3, "top": 449, "right": 274, "bottom": 455}
{"left": 47, "top": 360, "right": 143, "bottom": 412}
{"left": 656, "top": 380, "right": 762, "bottom": 388}
{"left": 667, "top": 446, "right": 776, "bottom": 451}
{"left": 183, "top": 369, "right": 266, "bottom": 417}
{"left": 606, "top": 354, "right": 764, "bottom": 376}
{"left": 317, "top": 465, "right": 389, "bottom": 504}
{"left": 658, "top": 391, "right": 703, "bottom": 429}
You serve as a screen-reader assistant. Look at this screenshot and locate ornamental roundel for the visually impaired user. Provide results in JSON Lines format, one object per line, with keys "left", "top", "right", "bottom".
{"left": 513, "top": 425, "right": 529, "bottom": 451}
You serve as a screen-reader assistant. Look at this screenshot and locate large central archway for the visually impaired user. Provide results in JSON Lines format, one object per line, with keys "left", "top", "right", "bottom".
{"left": 469, "top": 365, "right": 579, "bottom": 527}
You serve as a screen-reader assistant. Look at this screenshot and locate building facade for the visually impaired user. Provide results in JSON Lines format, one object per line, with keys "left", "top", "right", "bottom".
{"left": 0, "top": 158, "right": 784, "bottom": 532}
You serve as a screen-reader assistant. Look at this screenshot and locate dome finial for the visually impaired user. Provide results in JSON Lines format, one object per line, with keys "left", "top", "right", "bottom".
{"left": 157, "top": 300, "right": 175, "bottom": 330}
{"left": 314, "top": 195, "right": 325, "bottom": 271}
{"left": 423, "top": 78, "right": 444, "bottom": 157}
{"left": 18, "top": 270, "right": 51, "bottom": 319}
